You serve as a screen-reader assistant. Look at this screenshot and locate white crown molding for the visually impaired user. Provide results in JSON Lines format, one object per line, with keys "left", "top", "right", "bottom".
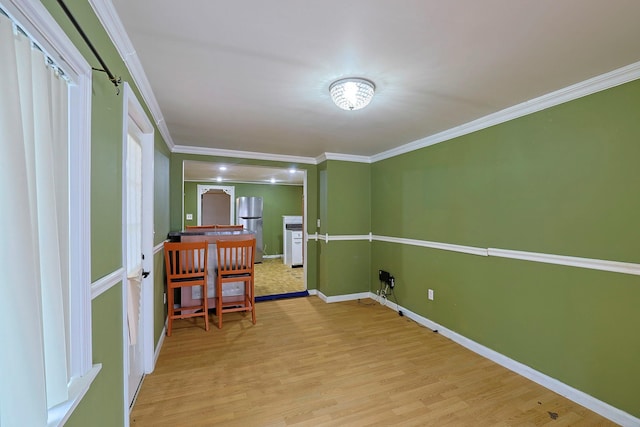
{"left": 488, "top": 248, "right": 640, "bottom": 276}
{"left": 87, "top": 1, "right": 640, "bottom": 165}
{"left": 371, "top": 61, "right": 640, "bottom": 163}
{"left": 172, "top": 144, "right": 317, "bottom": 165}
{"left": 88, "top": 0, "right": 175, "bottom": 151}
{"left": 316, "top": 152, "right": 371, "bottom": 164}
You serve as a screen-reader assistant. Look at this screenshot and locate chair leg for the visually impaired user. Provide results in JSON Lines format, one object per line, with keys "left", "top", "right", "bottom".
{"left": 250, "top": 278, "right": 256, "bottom": 324}
{"left": 166, "top": 285, "right": 173, "bottom": 336}
{"left": 216, "top": 278, "right": 223, "bottom": 329}
{"left": 202, "top": 284, "right": 210, "bottom": 332}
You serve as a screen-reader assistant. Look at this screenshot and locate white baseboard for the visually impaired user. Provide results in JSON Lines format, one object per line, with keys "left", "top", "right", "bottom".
{"left": 263, "top": 254, "right": 282, "bottom": 259}
{"left": 151, "top": 322, "right": 167, "bottom": 373}
{"left": 316, "top": 290, "right": 371, "bottom": 303}
{"left": 367, "top": 293, "right": 638, "bottom": 427}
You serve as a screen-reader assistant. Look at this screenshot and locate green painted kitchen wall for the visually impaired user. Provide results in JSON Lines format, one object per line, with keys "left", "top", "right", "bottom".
{"left": 232, "top": 183, "right": 303, "bottom": 256}
{"left": 183, "top": 181, "right": 303, "bottom": 256}
{"left": 40, "top": 1, "right": 172, "bottom": 425}
{"left": 370, "top": 79, "right": 640, "bottom": 417}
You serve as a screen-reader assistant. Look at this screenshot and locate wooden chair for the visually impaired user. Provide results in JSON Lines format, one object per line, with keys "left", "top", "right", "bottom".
{"left": 186, "top": 224, "right": 216, "bottom": 230}
{"left": 163, "top": 241, "right": 210, "bottom": 336}
{"left": 215, "top": 238, "right": 256, "bottom": 328}
{"left": 215, "top": 224, "right": 244, "bottom": 231}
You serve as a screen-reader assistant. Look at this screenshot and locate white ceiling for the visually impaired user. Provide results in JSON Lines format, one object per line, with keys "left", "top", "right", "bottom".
{"left": 105, "top": 0, "right": 640, "bottom": 181}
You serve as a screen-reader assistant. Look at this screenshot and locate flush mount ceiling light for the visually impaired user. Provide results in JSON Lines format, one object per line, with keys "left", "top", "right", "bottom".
{"left": 329, "top": 77, "right": 376, "bottom": 111}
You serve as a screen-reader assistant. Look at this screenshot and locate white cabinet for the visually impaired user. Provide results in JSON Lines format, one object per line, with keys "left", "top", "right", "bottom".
{"left": 283, "top": 215, "right": 303, "bottom": 267}
{"left": 289, "top": 231, "right": 303, "bottom": 266}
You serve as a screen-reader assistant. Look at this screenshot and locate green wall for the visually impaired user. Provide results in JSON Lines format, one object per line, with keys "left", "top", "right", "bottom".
{"left": 370, "top": 79, "right": 640, "bottom": 417}
{"left": 43, "top": 2, "right": 126, "bottom": 425}
{"left": 372, "top": 81, "right": 640, "bottom": 260}
{"left": 153, "top": 150, "right": 171, "bottom": 343}
{"left": 183, "top": 181, "right": 303, "bottom": 256}
{"left": 39, "top": 0, "right": 640, "bottom": 422}
{"left": 41, "top": 1, "right": 172, "bottom": 425}
{"left": 66, "top": 286, "right": 124, "bottom": 426}
{"left": 317, "top": 161, "right": 371, "bottom": 296}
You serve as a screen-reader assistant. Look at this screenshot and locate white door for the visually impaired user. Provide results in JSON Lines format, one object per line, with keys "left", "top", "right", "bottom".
{"left": 123, "top": 84, "right": 155, "bottom": 419}
{"left": 125, "top": 120, "right": 145, "bottom": 407}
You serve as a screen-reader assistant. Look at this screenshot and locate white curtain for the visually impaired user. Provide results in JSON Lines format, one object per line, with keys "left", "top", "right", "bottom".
{"left": 0, "top": 13, "right": 70, "bottom": 426}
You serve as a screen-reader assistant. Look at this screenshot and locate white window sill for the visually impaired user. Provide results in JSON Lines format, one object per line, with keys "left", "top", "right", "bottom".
{"left": 47, "top": 364, "right": 102, "bottom": 427}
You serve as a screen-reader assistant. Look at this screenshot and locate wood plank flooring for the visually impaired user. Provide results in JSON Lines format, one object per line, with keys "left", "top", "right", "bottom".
{"left": 131, "top": 297, "right": 614, "bottom": 426}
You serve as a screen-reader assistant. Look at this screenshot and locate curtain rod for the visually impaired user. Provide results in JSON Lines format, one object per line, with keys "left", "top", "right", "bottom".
{"left": 56, "top": 0, "right": 121, "bottom": 93}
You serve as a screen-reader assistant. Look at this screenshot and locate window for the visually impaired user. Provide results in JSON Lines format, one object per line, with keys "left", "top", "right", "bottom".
{"left": 0, "top": 2, "right": 96, "bottom": 426}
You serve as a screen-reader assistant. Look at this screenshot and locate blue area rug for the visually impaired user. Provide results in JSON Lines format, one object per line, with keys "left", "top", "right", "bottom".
{"left": 256, "top": 290, "right": 309, "bottom": 302}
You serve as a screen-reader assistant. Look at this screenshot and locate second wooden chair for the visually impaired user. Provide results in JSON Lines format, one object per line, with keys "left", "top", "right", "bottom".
{"left": 185, "top": 225, "right": 216, "bottom": 230}
{"left": 215, "top": 238, "right": 256, "bottom": 328}
{"left": 214, "top": 224, "right": 244, "bottom": 231}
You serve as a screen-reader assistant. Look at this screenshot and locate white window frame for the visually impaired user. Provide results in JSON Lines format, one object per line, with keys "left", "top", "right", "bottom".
{"left": 1, "top": 1, "right": 98, "bottom": 425}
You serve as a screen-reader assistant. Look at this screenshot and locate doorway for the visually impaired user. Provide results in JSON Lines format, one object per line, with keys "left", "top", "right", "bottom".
{"left": 185, "top": 162, "right": 308, "bottom": 298}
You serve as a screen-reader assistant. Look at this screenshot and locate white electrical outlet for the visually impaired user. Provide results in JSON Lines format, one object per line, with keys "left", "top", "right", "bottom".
{"left": 186, "top": 213, "right": 193, "bottom": 220}
{"left": 163, "top": 292, "right": 167, "bottom": 304}
{"left": 428, "top": 289, "right": 434, "bottom": 300}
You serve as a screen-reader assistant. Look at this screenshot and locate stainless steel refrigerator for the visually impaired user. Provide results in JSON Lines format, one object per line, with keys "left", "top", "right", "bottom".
{"left": 236, "top": 196, "right": 263, "bottom": 262}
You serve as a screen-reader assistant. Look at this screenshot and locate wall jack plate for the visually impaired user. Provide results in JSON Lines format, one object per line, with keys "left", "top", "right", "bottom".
{"left": 428, "top": 289, "right": 434, "bottom": 300}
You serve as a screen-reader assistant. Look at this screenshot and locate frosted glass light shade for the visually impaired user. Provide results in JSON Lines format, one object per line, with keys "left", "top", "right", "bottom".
{"left": 329, "top": 78, "right": 375, "bottom": 111}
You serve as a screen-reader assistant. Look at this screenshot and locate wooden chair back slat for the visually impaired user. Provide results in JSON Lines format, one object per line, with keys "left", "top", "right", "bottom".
{"left": 163, "top": 241, "right": 210, "bottom": 335}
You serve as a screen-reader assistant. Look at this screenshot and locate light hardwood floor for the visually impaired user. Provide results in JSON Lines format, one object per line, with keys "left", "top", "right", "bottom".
{"left": 131, "top": 297, "right": 614, "bottom": 426}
